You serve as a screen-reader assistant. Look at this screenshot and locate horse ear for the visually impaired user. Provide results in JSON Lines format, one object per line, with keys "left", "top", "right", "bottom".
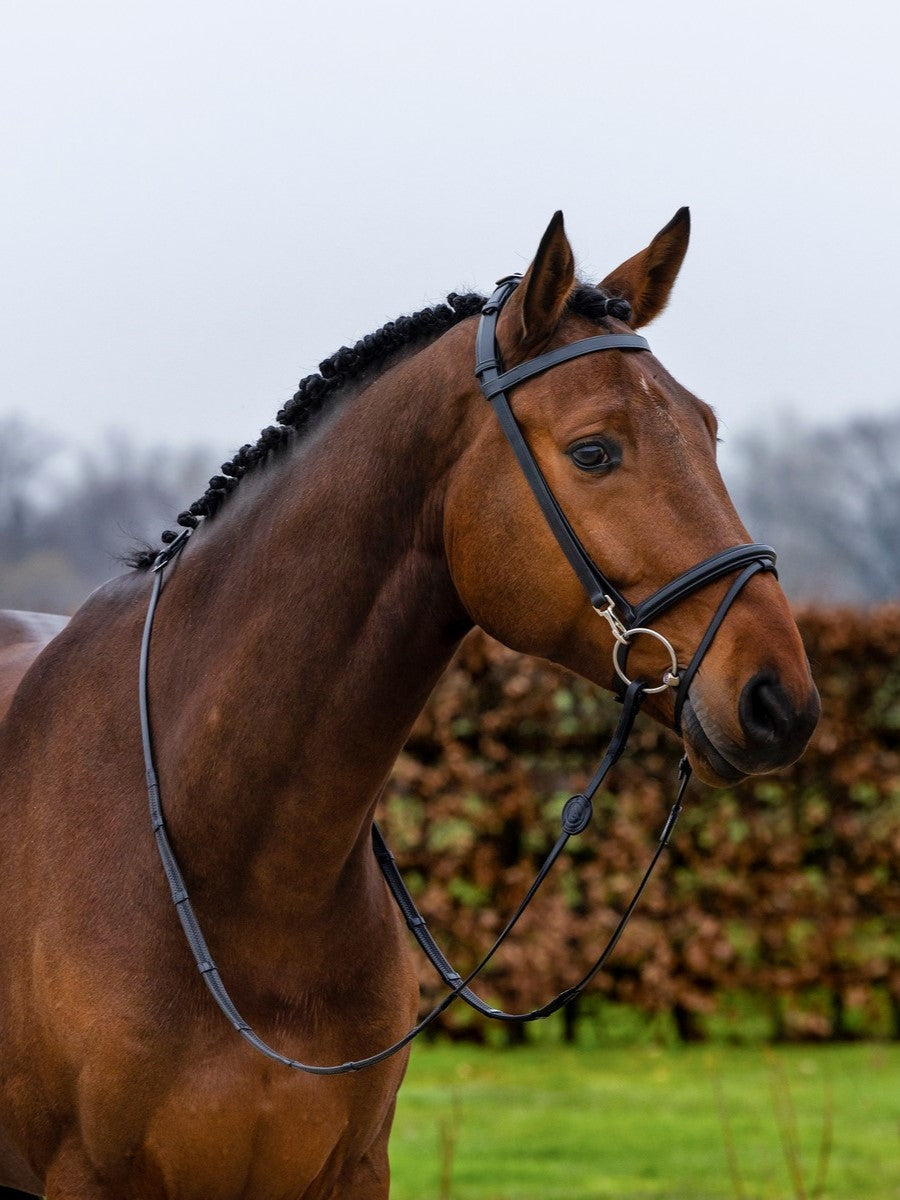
{"left": 599, "top": 207, "right": 690, "bottom": 328}
{"left": 498, "top": 211, "right": 575, "bottom": 357}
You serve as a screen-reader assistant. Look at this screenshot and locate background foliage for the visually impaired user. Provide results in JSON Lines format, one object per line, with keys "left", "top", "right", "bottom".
{"left": 382, "top": 610, "right": 900, "bottom": 1043}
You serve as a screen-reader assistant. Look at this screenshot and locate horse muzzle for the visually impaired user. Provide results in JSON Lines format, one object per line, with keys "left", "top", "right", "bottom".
{"left": 681, "top": 671, "right": 821, "bottom": 785}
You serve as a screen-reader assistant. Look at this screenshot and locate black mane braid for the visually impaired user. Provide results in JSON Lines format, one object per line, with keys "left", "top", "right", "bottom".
{"left": 129, "top": 283, "right": 628, "bottom": 570}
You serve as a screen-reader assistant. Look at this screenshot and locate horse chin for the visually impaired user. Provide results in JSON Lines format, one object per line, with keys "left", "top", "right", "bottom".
{"left": 680, "top": 697, "right": 748, "bottom": 787}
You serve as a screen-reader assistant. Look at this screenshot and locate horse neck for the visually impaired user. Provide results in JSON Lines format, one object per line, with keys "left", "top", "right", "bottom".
{"left": 149, "top": 335, "right": 475, "bottom": 926}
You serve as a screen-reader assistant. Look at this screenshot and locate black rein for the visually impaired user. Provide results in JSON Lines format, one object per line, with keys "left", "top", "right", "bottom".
{"left": 138, "top": 277, "right": 776, "bottom": 1073}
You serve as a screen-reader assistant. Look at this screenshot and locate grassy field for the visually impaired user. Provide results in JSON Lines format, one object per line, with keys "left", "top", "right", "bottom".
{"left": 390, "top": 1042, "right": 898, "bottom": 1199}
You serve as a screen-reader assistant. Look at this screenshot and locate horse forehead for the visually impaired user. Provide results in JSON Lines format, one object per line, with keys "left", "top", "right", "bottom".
{"left": 625, "top": 356, "right": 713, "bottom": 441}
{"left": 535, "top": 348, "right": 700, "bottom": 436}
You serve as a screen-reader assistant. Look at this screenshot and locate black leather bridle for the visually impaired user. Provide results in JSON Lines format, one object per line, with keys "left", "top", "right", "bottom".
{"left": 139, "top": 277, "right": 777, "bottom": 1073}
{"left": 475, "top": 276, "right": 777, "bottom": 729}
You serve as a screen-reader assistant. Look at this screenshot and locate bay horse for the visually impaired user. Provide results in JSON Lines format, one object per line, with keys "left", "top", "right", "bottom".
{"left": 0, "top": 210, "right": 819, "bottom": 1199}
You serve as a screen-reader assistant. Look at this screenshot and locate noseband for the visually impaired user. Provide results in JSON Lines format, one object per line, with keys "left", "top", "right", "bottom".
{"left": 138, "top": 278, "right": 777, "bottom": 1074}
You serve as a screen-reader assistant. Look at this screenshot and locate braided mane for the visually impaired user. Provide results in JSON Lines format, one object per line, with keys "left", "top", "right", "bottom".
{"left": 129, "top": 283, "right": 628, "bottom": 570}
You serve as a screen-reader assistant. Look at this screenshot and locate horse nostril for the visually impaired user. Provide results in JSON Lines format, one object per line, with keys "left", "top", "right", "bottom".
{"left": 739, "top": 671, "right": 795, "bottom": 747}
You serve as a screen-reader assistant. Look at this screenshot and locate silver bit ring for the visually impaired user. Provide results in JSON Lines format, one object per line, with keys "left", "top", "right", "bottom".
{"left": 612, "top": 627, "right": 681, "bottom": 695}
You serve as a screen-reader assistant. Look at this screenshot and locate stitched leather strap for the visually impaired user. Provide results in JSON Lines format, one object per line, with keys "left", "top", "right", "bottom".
{"left": 479, "top": 334, "right": 650, "bottom": 399}
{"left": 475, "top": 280, "right": 644, "bottom": 620}
{"left": 489, "top": 391, "right": 633, "bottom": 616}
{"left": 672, "top": 559, "right": 772, "bottom": 731}
{"left": 633, "top": 545, "right": 776, "bottom": 630}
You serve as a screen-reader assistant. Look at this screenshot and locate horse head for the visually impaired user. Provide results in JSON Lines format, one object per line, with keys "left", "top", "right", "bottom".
{"left": 444, "top": 210, "right": 820, "bottom": 785}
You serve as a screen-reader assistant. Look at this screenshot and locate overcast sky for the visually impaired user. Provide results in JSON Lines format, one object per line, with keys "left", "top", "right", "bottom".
{"left": 2, "top": 0, "right": 898, "bottom": 473}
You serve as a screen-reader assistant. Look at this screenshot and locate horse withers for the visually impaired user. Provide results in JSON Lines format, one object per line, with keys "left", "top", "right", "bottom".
{"left": 0, "top": 210, "right": 819, "bottom": 1199}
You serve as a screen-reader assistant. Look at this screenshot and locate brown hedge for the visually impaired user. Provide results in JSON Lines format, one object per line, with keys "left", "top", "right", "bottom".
{"left": 380, "top": 607, "right": 900, "bottom": 1042}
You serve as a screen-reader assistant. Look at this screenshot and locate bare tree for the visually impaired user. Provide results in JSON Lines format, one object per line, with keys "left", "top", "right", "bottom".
{"left": 0, "top": 421, "right": 217, "bottom": 612}
{"left": 33, "top": 432, "right": 214, "bottom": 582}
{"left": 731, "top": 412, "right": 900, "bottom": 604}
{"left": 0, "top": 417, "right": 56, "bottom": 563}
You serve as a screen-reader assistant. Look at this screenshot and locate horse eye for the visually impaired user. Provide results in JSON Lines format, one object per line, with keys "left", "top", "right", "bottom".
{"left": 569, "top": 441, "right": 615, "bottom": 472}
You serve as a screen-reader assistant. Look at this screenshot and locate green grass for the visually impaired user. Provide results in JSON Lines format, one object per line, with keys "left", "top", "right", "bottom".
{"left": 390, "top": 1042, "right": 899, "bottom": 1199}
